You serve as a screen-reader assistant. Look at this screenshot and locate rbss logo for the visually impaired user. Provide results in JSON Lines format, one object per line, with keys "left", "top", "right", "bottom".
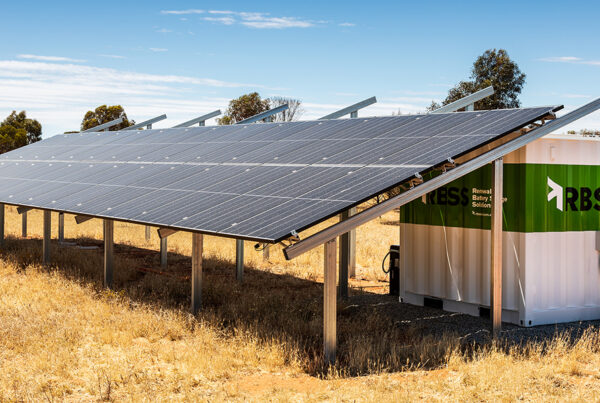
{"left": 547, "top": 176, "right": 600, "bottom": 212}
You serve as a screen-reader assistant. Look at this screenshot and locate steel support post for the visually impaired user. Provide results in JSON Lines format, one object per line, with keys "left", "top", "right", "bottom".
{"left": 145, "top": 226, "right": 151, "bottom": 241}
{"left": 491, "top": 158, "right": 503, "bottom": 336}
{"left": 262, "top": 244, "right": 270, "bottom": 261}
{"left": 0, "top": 203, "right": 4, "bottom": 247}
{"left": 160, "top": 237, "right": 167, "bottom": 268}
{"left": 191, "top": 233, "right": 203, "bottom": 314}
{"left": 58, "top": 213, "right": 64, "bottom": 243}
{"left": 21, "top": 211, "right": 27, "bottom": 238}
{"left": 324, "top": 238, "right": 337, "bottom": 364}
{"left": 236, "top": 239, "right": 244, "bottom": 282}
{"left": 104, "top": 219, "right": 114, "bottom": 288}
{"left": 339, "top": 208, "right": 356, "bottom": 299}
{"left": 43, "top": 210, "right": 51, "bottom": 264}
{"left": 350, "top": 110, "right": 358, "bottom": 118}
{"left": 465, "top": 103, "right": 474, "bottom": 111}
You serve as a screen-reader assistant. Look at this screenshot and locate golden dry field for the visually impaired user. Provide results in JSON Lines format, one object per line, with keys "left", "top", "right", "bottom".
{"left": 1, "top": 206, "right": 600, "bottom": 401}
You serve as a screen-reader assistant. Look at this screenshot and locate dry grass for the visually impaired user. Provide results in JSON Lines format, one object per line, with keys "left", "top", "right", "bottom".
{"left": 1, "top": 206, "right": 600, "bottom": 401}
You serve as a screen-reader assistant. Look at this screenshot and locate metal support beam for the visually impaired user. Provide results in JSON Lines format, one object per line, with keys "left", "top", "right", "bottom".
{"left": 191, "top": 233, "right": 203, "bottom": 315}
{"left": 160, "top": 237, "right": 168, "bottom": 269}
{"left": 262, "top": 244, "right": 270, "bottom": 261}
{"left": 21, "top": 211, "right": 27, "bottom": 238}
{"left": 145, "top": 226, "right": 151, "bottom": 241}
{"left": 0, "top": 203, "right": 4, "bottom": 247}
{"left": 17, "top": 206, "right": 32, "bottom": 214}
{"left": 323, "top": 238, "right": 337, "bottom": 364}
{"left": 491, "top": 158, "right": 503, "bottom": 336}
{"left": 58, "top": 213, "right": 64, "bottom": 243}
{"left": 236, "top": 104, "right": 289, "bottom": 125}
{"left": 104, "top": 219, "right": 114, "bottom": 288}
{"left": 123, "top": 114, "right": 167, "bottom": 130}
{"left": 158, "top": 228, "right": 178, "bottom": 239}
{"left": 43, "top": 210, "right": 51, "bottom": 264}
{"left": 431, "top": 86, "right": 494, "bottom": 114}
{"left": 338, "top": 207, "right": 356, "bottom": 299}
{"left": 81, "top": 117, "right": 124, "bottom": 132}
{"left": 74, "top": 215, "right": 93, "bottom": 224}
{"left": 173, "top": 110, "right": 222, "bottom": 128}
{"left": 236, "top": 239, "right": 244, "bottom": 282}
{"left": 319, "top": 96, "right": 377, "bottom": 120}
{"left": 283, "top": 98, "right": 600, "bottom": 260}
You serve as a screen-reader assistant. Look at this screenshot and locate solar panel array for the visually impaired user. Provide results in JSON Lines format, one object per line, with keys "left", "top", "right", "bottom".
{"left": 0, "top": 106, "right": 559, "bottom": 242}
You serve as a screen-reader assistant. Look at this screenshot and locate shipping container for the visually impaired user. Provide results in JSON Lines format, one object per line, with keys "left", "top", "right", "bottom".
{"left": 399, "top": 134, "right": 600, "bottom": 326}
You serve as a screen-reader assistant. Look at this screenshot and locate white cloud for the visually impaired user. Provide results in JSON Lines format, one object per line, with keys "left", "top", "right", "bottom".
{"left": 156, "top": 28, "right": 172, "bottom": 33}
{"left": 204, "top": 16, "right": 235, "bottom": 25}
{"left": 0, "top": 59, "right": 266, "bottom": 135}
{"left": 339, "top": 22, "right": 355, "bottom": 27}
{"left": 17, "top": 54, "right": 85, "bottom": 63}
{"left": 161, "top": 9, "right": 204, "bottom": 15}
{"left": 540, "top": 56, "right": 600, "bottom": 66}
{"left": 540, "top": 56, "right": 582, "bottom": 62}
{"left": 149, "top": 48, "right": 168, "bottom": 52}
{"left": 166, "top": 9, "right": 316, "bottom": 29}
{"left": 99, "top": 54, "right": 126, "bottom": 59}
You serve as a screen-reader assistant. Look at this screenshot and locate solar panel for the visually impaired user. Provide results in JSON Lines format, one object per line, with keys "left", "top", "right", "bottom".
{"left": 0, "top": 106, "right": 561, "bottom": 242}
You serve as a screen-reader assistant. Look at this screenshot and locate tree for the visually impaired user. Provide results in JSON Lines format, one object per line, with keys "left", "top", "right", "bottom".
{"left": 81, "top": 105, "right": 134, "bottom": 131}
{"left": 431, "top": 49, "right": 526, "bottom": 111}
{"left": 267, "top": 96, "right": 304, "bottom": 122}
{"left": 0, "top": 125, "right": 27, "bottom": 154}
{"left": 217, "top": 92, "right": 270, "bottom": 125}
{"left": 1, "top": 111, "right": 42, "bottom": 144}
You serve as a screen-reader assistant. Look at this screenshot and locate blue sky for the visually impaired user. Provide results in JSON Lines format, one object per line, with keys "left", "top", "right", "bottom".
{"left": 0, "top": 0, "right": 599, "bottom": 136}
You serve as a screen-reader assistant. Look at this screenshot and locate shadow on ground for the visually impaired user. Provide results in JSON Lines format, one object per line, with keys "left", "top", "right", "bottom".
{"left": 2, "top": 235, "right": 599, "bottom": 377}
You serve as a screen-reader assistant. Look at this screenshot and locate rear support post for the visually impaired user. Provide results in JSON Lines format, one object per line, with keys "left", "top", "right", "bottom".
{"left": 191, "top": 233, "right": 203, "bottom": 314}
{"left": 324, "top": 238, "right": 337, "bottom": 364}
{"left": 262, "top": 244, "right": 270, "bottom": 261}
{"left": 236, "top": 239, "right": 244, "bottom": 282}
{"left": 0, "top": 203, "right": 4, "bottom": 247}
{"left": 338, "top": 207, "right": 356, "bottom": 299}
{"left": 160, "top": 238, "right": 167, "bottom": 268}
{"left": 145, "top": 226, "right": 151, "bottom": 241}
{"left": 43, "top": 210, "right": 51, "bottom": 264}
{"left": 104, "top": 219, "right": 114, "bottom": 288}
{"left": 491, "top": 158, "right": 503, "bottom": 336}
{"left": 21, "top": 210, "right": 27, "bottom": 238}
{"left": 58, "top": 213, "right": 64, "bottom": 243}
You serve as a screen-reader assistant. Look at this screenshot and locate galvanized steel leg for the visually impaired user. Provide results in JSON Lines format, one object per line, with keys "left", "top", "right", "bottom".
{"left": 262, "top": 244, "right": 270, "bottom": 261}
{"left": 43, "top": 210, "right": 51, "bottom": 264}
{"left": 191, "top": 233, "right": 203, "bottom": 314}
{"left": 104, "top": 219, "right": 114, "bottom": 288}
{"left": 236, "top": 239, "right": 244, "bottom": 282}
{"left": 160, "top": 237, "right": 167, "bottom": 268}
{"left": 339, "top": 207, "right": 356, "bottom": 299}
{"left": 21, "top": 210, "right": 27, "bottom": 238}
{"left": 58, "top": 213, "right": 64, "bottom": 243}
{"left": 145, "top": 225, "right": 151, "bottom": 241}
{"left": 491, "top": 158, "right": 503, "bottom": 336}
{"left": 324, "top": 238, "right": 337, "bottom": 365}
{"left": 0, "top": 203, "right": 4, "bottom": 247}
